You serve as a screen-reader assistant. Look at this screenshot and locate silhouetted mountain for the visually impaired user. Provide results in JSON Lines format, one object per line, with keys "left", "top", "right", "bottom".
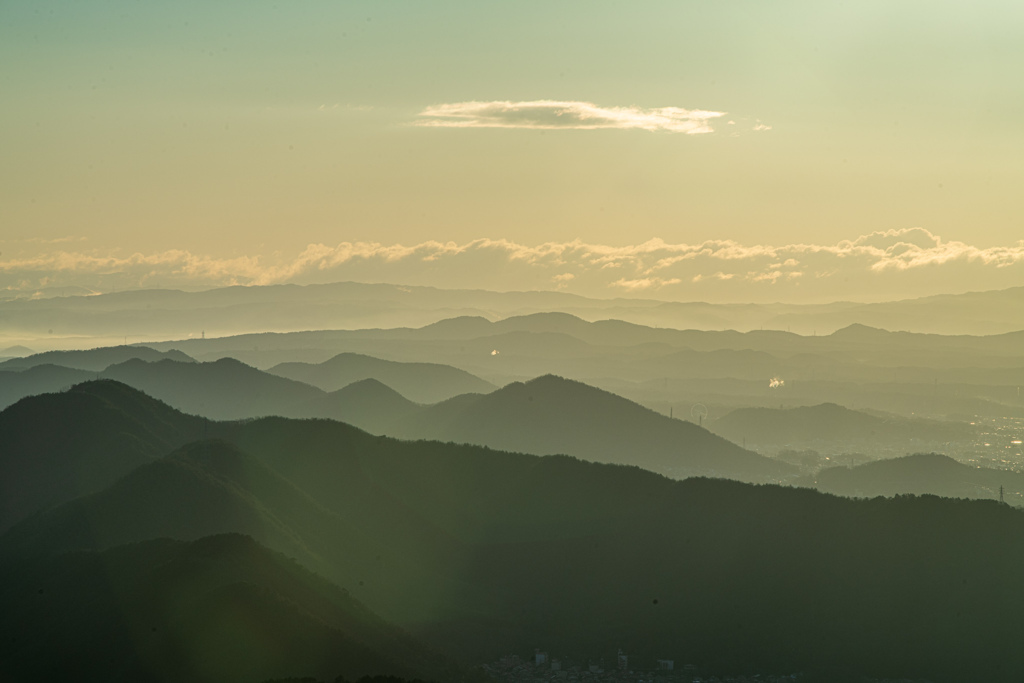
{"left": 124, "top": 308, "right": 1024, "bottom": 426}
{"left": 419, "top": 312, "right": 601, "bottom": 343}
{"left": 2, "top": 439, "right": 342, "bottom": 558}
{"left": 0, "top": 534, "right": 465, "bottom": 683}
{"left": 442, "top": 478, "right": 1024, "bottom": 682}
{"left": 0, "top": 344, "right": 33, "bottom": 357}
{"left": 0, "top": 438, "right": 432, "bottom": 619}
{"left": 0, "top": 344, "right": 193, "bottom": 371}
{"left": 6, "top": 382, "right": 1024, "bottom": 680}
{"left": 303, "top": 379, "right": 421, "bottom": 433}
{"left": 0, "top": 363, "right": 94, "bottom": 410}
{"left": 1, "top": 360, "right": 798, "bottom": 483}
{"left": 102, "top": 357, "right": 326, "bottom": 420}
{"left": 14, "top": 382, "right": 1024, "bottom": 679}
{"left": 0, "top": 380, "right": 203, "bottom": 532}
{"left": 415, "top": 315, "right": 494, "bottom": 339}
{"left": 812, "top": 452, "right": 1024, "bottom": 503}
{"left": 711, "top": 402, "right": 974, "bottom": 447}
{"left": 393, "top": 375, "right": 796, "bottom": 483}
{"left": 769, "top": 285, "right": 1024, "bottom": 336}
{"left": 270, "top": 352, "right": 494, "bottom": 403}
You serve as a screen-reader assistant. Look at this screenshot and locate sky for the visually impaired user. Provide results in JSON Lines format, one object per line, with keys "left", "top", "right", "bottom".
{"left": 2, "top": 0, "right": 1023, "bottom": 303}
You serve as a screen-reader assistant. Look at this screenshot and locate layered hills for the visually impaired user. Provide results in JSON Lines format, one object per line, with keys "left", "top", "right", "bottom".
{"left": 0, "top": 344, "right": 193, "bottom": 372}
{"left": 12, "top": 304, "right": 1023, "bottom": 424}
{"left": 302, "top": 378, "right": 421, "bottom": 433}
{"left": 6, "top": 282, "right": 1024, "bottom": 352}
{"left": 5, "top": 381, "right": 1024, "bottom": 681}
{"left": 0, "top": 363, "right": 96, "bottom": 411}
{"left": 131, "top": 310, "right": 1024, "bottom": 420}
{"left": 269, "top": 352, "right": 495, "bottom": 403}
{"left": 102, "top": 356, "right": 325, "bottom": 421}
{"left": 0, "top": 349, "right": 494, "bottom": 418}
{"left": 0, "top": 380, "right": 204, "bottom": 532}
{"left": 391, "top": 374, "right": 795, "bottom": 483}
{"left": 0, "top": 358, "right": 794, "bottom": 484}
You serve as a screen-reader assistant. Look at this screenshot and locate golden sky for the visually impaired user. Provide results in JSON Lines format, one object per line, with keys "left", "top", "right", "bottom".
{"left": 2, "top": 1, "right": 1023, "bottom": 302}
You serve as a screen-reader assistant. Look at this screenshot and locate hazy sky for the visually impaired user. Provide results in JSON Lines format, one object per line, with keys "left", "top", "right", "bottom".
{"left": 2, "top": 1, "right": 1023, "bottom": 302}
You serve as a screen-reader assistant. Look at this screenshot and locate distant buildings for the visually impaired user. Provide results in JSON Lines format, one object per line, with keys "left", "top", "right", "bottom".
{"left": 483, "top": 650, "right": 809, "bottom": 683}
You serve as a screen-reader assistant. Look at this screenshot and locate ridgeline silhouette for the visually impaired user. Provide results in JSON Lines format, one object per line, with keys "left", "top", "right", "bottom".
{"left": 4, "top": 381, "right": 1024, "bottom": 681}
{"left": 269, "top": 352, "right": 495, "bottom": 403}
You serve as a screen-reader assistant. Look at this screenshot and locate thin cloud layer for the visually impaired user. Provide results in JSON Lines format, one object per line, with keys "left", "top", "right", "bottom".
{"left": 3, "top": 229, "right": 1024, "bottom": 303}
{"left": 416, "top": 100, "right": 726, "bottom": 134}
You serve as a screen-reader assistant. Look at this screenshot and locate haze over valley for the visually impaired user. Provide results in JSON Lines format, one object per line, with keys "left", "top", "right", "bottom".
{"left": 6, "top": 293, "right": 1024, "bottom": 683}
{"left": 5, "top": 1, "right": 1024, "bottom": 681}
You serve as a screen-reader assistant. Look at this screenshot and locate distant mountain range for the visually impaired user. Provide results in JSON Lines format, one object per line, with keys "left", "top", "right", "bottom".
{"left": 0, "top": 348, "right": 493, "bottom": 416}
{"left": 5, "top": 282, "right": 1024, "bottom": 354}
{"left": 13, "top": 304, "right": 1017, "bottom": 432}
{"left": 269, "top": 352, "right": 496, "bottom": 403}
{"left": 0, "top": 345, "right": 193, "bottom": 371}
{"left": 131, "top": 311, "right": 1024, "bottom": 420}
{"left": 4, "top": 380, "right": 1024, "bottom": 681}
{"left": 389, "top": 374, "right": 795, "bottom": 483}
{"left": 0, "top": 352, "right": 795, "bottom": 484}
{"left": 0, "top": 342, "right": 1008, "bottom": 487}
{"left": 0, "top": 345, "right": 33, "bottom": 359}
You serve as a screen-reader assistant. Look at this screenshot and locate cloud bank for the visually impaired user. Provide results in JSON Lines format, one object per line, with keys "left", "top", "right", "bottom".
{"left": 3, "top": 229, "right": 1024, "bottom": 303}
{"left": 416, "top": 100, "right": 726, "bottom": 134}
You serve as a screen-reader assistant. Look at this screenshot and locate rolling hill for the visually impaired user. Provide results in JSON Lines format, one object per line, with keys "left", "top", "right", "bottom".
{"left": 302, "top": 378, "right": 422, "bottom": 433}
{"left": 269, "top": 352, "right": 495, "bottom": 403}
{"left": 812, "top": 452, "right": 1024, "bottom": 503}
{"left": 0, "top": 344, "right": 194, "bottom": 372}
{"left": 0, "top": 344, "right": 33, "bottom": 359}
{"left": 392, "top": 374, "right": 797, "bottom": 483}
{"left": 6, "top": 381, "right": 1024, "bottom": 680}
{"left": 101, "top": 357, "right": 328, "bottom": 420}
{"left": 0, "top": 380, "right": 204, "bottom": 532}
{"left": 0, "top": 363, "right": 95, "bottom": 411}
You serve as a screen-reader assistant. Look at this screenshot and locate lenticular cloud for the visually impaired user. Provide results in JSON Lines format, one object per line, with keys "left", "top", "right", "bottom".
{"left": 416, "top": 100, "right": 726, "bottom": 134}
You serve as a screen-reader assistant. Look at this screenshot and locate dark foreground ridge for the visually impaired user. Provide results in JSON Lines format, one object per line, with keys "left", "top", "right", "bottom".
{"left": 3, "top": 380, "right": 1024, "bottom": 682}
{"left": 0, "top": 534, "right": 469, "bottom": 683}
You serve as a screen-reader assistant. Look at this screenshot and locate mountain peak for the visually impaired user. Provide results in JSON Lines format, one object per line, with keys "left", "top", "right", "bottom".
{"left": 831, "top": 323, "right": 889, "bottom": 337}
{"left": 401, "top": 373, "right": 795, "bottom": 483}
{"left": 68, "top": 378, "right": 164, "bottom": 404}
